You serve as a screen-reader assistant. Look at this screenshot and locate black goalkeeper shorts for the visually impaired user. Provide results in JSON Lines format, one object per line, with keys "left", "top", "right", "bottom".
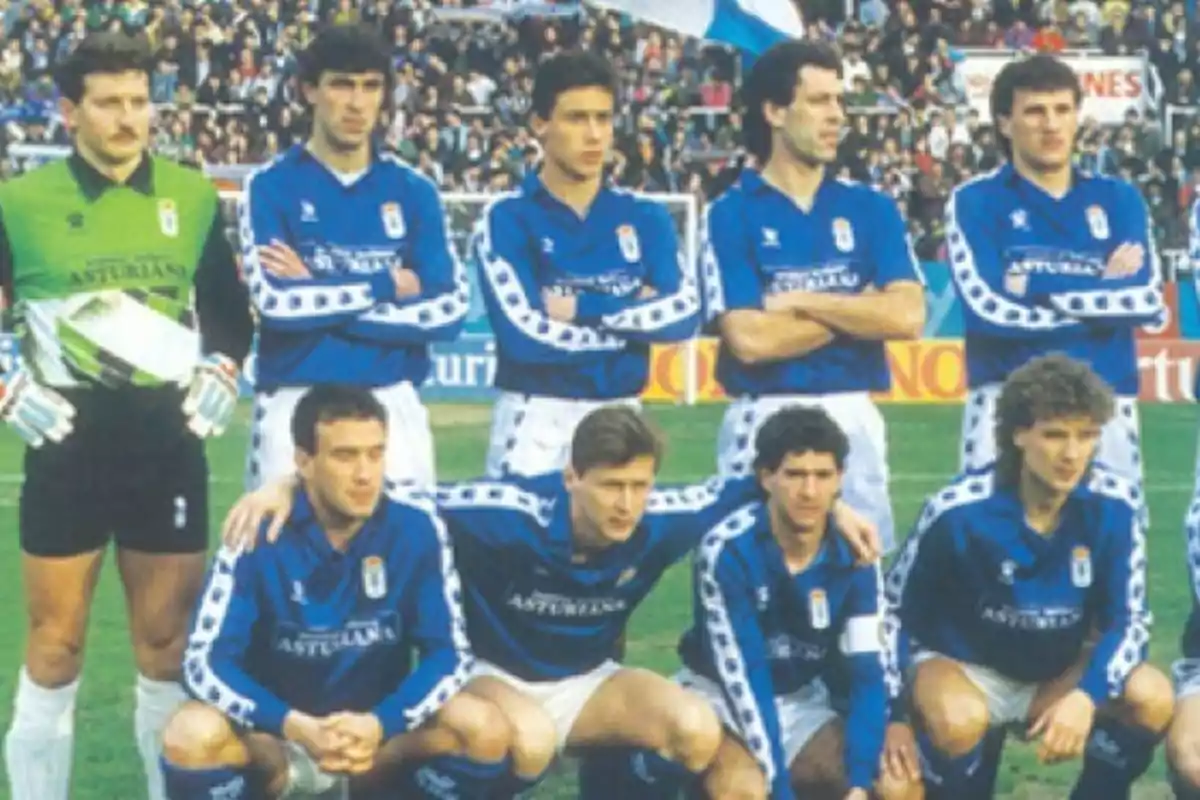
{"left": 19, "top": 413, "right": 209, "bottom": 558}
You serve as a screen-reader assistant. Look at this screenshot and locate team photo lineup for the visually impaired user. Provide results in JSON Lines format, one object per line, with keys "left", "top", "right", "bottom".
{"left": 0, "top": 0, "right": 1197, "bottom": 798}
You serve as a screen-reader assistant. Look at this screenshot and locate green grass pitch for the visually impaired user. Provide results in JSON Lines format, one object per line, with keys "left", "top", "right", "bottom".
{"left": 0, "top": 401, "right": 1195, "bottom": 799}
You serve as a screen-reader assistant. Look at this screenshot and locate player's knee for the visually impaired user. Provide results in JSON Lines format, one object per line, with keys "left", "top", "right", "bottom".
{"left": 161, "top": 702, "right": 242, "bottom": 769}
{"left": 876, "top": 772, "right": 926, "bottom": 800}
{"left": 25, "top": 627, "right": 87, "bottom": 685}
{"left": 506, "top": 705, "right": 558, "bottom": 777}
{"left": 438, "top": 694, "right": 512, "bottom": 764}
{"left": 704, "top": 758, "right": 768, "bottom": 800}
{"left": 1119, "top": 664, "right": 1175, "bottom": 734}
{"left": 665, "top": 694, "right": 723, "bottom": 770}
{"left": 916, "top": 692, "right": 989, "bottom": 757}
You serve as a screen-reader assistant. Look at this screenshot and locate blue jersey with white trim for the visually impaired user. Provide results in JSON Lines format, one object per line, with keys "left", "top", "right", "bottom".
{"left": 701, "top": 169, "right": 922, "bottom": 396}
{"left": 945, "top": 165, "right": 1162, "bottom": 395}
{"left": 240, "top": 145, "right": 468, "bottom": 391}
{"left": 436, "top": 474, "right": 755, "bottom": 681}
{"left": 182, "top": 486, "right": 471, "bottom": 742}
{"left": 1182, "top": 499, "right": 1200, "bottom": 661}
{"left": 472, "top": 174, "right": 699, "bottom": 399}
{"left": 885, "top": 467, "right": 1149, "bottom": 705}
{"left": 679, "top": 503, "right": 888, "bottom": 798}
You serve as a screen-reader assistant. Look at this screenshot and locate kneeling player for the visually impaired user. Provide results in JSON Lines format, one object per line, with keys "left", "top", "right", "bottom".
{"left": 160, "top": 387, "right": 511, "bottom": 799}
{"left": 889, "top": 354, "right": 1173, "bottom": 800}
{"left": 584, "top": 407, "right": 921, "bottom": 800}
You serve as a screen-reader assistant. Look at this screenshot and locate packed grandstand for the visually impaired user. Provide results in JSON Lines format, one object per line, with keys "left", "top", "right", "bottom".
{"left": 0, "top": 0, "right": 1196, "bottom": 264}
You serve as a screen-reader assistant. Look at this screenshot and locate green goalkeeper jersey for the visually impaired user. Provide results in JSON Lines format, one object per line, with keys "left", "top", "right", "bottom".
{"left": 0, "top": 152, "right": 253, "bottom": 390}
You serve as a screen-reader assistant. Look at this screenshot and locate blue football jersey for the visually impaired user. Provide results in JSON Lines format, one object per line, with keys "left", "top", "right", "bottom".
{"left": 945, "top": 165, "right": 1163, "bottom": 395}
{"left": 886, "top": 467, "right": 1149, "bottom": 705}
{"left": 182, "top": 485, "right": 471, "bottom": 741}
{"left": 240, "top": 145, "right": 468, "bottom": 390}
{"left": 701, "top": 169, "right": 923, "bottom": 397}
{"left": 435, "top": 474, "right": 756, "bottom": 680}
{"left": 472, "top": 174, "right": 699, "bottom": 400}
{"left": 679, "top": 503, "right": 888, "bottom": 798}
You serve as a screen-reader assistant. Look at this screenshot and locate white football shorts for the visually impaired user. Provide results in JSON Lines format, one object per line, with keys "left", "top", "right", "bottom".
{"left": 676, "top": 668, "right": 838, "bottom": 768}
{"left": 245, "top": 380, "right": 435, "bottom": 490}
{"left": 472, "top": 659, "right": 623, "bottom": 751}
{"left": 716, "top": 392, "right": 894, "bottom": 551}
{"left": 484, "top": 392, "right": 641, "bottom": 479}
{"left": 910, "top": 650, "right": 1038, "bottom": 727}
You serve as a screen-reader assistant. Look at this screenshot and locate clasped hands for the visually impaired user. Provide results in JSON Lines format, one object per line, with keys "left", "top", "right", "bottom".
{"left": 283, "top": 709, "right": 384, "bottom": 776}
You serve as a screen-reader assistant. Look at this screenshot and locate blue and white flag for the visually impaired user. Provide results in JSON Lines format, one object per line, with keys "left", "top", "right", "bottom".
{"left": 587, "top": 0, "right": 803, "bottom": 54}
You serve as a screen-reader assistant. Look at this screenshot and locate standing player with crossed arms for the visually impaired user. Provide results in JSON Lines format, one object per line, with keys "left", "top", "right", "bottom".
{"left": 475, "top": 50, "right": 699, "bottom": 479}
{"left": 702, "top": 40, "right": 926, "bottom": 553}
{"left": 947, "top": 55, "right": 1162, "bottom": 487}
{"left": 0, "top": 33, "right": 253, "bottom": 800}
{"left": 239, "top": 24, "right": 467, "bottom": 490}
{"left": 1165, "top": 196, "right": 1200, "bottom": 798}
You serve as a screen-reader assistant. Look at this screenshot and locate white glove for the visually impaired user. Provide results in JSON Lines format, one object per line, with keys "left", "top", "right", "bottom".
{"left": 0, "top": 366, "right": 76, "bottom": 448}
{"left": 182, "top": 353, "right": 240, "bottom": 438}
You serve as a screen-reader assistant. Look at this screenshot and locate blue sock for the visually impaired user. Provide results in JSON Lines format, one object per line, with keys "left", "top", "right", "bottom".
{"left": 401, "top": 754, "right": 509, "bottom": 800}
{"left": 1170, "top": 763, "right": 1200, "bottom": 800}
{"left": 160, "top": 758, "right": 248, "bottom": 799}
{"left": 578, "top": 748, "right": 694, "bottom": 800}
{"left": 1069, "top": 718, "right": 1160, "bottom": 800}
{"left": 918, "top": 727, "right": 1004, "bottom": 800}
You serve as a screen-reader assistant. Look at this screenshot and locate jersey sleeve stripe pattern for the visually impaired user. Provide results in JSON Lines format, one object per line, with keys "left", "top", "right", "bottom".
{"left": 695, "top": 503, "right": 778, "bottom": 784}
{"left": 182, "top": 545, "right": 257, "bottom": 727}
{"left": 945, "top": 178, "right": 1076, "bottom": 333}
{"left": 646, "top": 477, "right": 727, "bottom": 514}
{"left": 699, "top": 206, "right": 728, "bottom": 322}
{"left": 1087, "top": 468, "right": 1152, "bottom": 695}
{"left": 435, "top": 481, "right": 555, "bottom": 526}
{"left": 602, "top": 251, "right": 700, "bottom": 334}
{"left": 475, "top": 194, "right": 626, "bottom": 353}
{"left": 355, "top": 155, "right": 471, "bottom": 334}
{"left": 386, "top": 484, "right": 476, "bottom": 728}
{"left": 882, "top": 473, "right": 994, "bottom": 701}
{"left": 238, "top": 163, "right": 380, "bottom": 323}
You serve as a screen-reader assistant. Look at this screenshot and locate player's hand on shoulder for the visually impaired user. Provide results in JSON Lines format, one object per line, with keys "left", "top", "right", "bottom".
{"left": 0, "top": 365, "right": 76, "bottom": 448}
{"left": 258, "top": 240, "right": 311, "bottom": 279}
{"left": 881, "top": 722, "right": 921, "bottom": 784}
{"left": 541, "top": 288, "right": 577, "bottom": 322}
{"left": 1029, "top": 688, "right": 1096, "bottom": 764}
{"left": 221, "top": 475, "right": 298, "bottom": 551}
{"left": 1103, "top": 242, "right": 1145, "bottom": 279}
{"left": 390, "top": 267, "right": 422, "bottom": 299}
{"left": 833, "top": 500, "right": 882, "bottom": 565}
{"left": 183, "top": 353, "right": 240, "bottom": 439}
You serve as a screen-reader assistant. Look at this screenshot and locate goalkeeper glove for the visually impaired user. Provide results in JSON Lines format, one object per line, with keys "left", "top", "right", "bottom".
{"left": 183, "top": 353, "right": 240, "bottom": 438}
{"left": 0, "top": 366, "right": 76, "bottom": 448}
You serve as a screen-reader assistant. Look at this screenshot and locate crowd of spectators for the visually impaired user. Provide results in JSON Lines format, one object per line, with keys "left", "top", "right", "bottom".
{"left": 0, "top": 0, "right": 1196, "bottom": 257}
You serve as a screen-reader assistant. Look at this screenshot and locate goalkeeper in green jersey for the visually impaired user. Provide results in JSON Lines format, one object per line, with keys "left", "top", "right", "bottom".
{"left": 0, "top": 32, "right": 253, "bottom": 800}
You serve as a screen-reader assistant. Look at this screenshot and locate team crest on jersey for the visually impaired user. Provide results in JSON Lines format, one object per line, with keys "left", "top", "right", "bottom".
{"left": 1003, "top": 268, "right": 1029, "bottom": 298}
{"left": 1086, "top": 206, "right": 1110, "bottom": 240}
{"left": 832, "top": 218, "right": 854, "bottom": 253}
{"left": 616, "top": 567, "right": 637, "bottom": 587}
{"left": 381, "top": 202, "right": 406, "bottom": 239}
{"left": 999, "top": 560, "right": 1017, "bottom": 585}
{"left": 808, "top": 589, "right": 830, "bottom": 630}
{"left": 157, "top": 199, "right": 178, "bottom": 238}
{"left": 617, "top": 224, "right": 640, "bottom": 263}
{"left": 362, "top": 556, "right": 387, "bottom": 599}
{"left": 1071, "top": 546, "right": 1093, "bottom": 588}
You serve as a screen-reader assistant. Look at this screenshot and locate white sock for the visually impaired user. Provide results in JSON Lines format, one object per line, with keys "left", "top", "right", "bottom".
{"left": 4, "top": 668, "right": 78, "bottom": 800}
{"left": 134, "top": 673, "right": 187, "bottom": 800}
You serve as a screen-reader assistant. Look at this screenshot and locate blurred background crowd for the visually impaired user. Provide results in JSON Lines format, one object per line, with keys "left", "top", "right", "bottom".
{"left": 0, "top": 0, "right": 1196, "bottom": 258}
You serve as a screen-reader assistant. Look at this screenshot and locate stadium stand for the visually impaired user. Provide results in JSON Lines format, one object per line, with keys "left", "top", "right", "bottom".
{"left": 0, "top": 0, "right": 1195, "bottom": 258}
